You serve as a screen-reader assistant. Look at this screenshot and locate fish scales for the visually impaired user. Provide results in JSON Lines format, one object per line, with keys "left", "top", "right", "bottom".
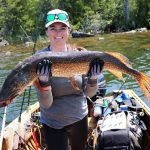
{"left": 0, "top": 51, "right": 150, "bottom": 107}
{"left": 18, "top": 51, "right": 136, "bottom": 77}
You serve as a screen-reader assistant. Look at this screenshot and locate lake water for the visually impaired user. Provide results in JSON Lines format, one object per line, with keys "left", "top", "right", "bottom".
{"left": 0, "top": 31, "right": 150, "bottom": 127}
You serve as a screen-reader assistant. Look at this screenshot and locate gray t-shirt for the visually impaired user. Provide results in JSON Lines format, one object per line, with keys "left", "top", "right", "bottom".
{"left": 35, "top": 47, "right": 98, "bottom": 129}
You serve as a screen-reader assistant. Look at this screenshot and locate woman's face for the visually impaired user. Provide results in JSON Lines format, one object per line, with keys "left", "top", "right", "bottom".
{"left": 46, "top": 22, "right": 71, "bottom": 45}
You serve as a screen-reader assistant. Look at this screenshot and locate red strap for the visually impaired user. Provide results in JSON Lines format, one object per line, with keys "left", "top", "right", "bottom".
{"left": 34, "top": 80, "right": 51, "bottom": 92}
{"left": 32, "top": 125, "right": 39, "bottom": 150}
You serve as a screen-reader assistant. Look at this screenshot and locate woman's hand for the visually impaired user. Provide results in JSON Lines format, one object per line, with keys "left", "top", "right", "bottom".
{"left": 87, "top": 58, "right": 104, "bottom": 79}
{"left": 36, "top": 59, "right": 52, "bottom": 87}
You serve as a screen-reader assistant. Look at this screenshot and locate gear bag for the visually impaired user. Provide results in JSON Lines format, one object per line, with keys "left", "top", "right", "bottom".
{"left": 96, "top": 111, "right": 146, "bottom": 150}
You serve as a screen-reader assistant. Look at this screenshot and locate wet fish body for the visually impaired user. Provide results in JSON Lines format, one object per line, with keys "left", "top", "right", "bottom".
{"left": 0, "top": 51, "right": 150, "bottom": 107}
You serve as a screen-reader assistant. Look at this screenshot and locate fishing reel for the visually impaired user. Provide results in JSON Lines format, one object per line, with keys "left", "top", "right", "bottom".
{"left": 31, "top": 112, "right": 41, "bottom": 122}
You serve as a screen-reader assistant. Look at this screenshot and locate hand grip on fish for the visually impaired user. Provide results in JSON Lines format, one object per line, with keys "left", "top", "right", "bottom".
{"left": 36, "top": 59, "right": 52, "bottom": 87}
{"left": 87, "top": 58, "right": 104, "bottom": 79}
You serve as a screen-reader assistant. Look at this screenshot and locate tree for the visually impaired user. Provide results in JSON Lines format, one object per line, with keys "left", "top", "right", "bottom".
{"left": 0, "top": 0, "right": 150, "bottom": 43}
{"left": 124, "top": 0, "right": 130, "bottom": 26}
{"left": 135, "top": 0, "right": 150, "bottom": 28}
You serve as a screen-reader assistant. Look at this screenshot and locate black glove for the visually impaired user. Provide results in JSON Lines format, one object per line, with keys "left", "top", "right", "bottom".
{"left": 87, "top": 58, "right": 104, "bottom": 79}
{"left": 36, "top": 59, "right": 52, "bottom": 87}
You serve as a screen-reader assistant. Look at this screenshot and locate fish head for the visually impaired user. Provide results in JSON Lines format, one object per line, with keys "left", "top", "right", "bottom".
{"left": 0, "top": 64, "right": 36, "bottom": 107}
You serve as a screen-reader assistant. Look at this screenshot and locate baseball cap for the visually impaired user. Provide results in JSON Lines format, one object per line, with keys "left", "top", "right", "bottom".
{"left": 45, "top": 9, "right": 70, "bottom": 28}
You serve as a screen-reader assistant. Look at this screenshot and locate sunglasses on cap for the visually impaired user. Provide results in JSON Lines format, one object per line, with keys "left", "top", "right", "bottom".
{"left": 46, "top": 13, "right": 69, "bottom": 23}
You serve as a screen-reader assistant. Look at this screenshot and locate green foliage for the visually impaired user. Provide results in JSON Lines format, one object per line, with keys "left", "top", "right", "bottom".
{"left": 0, "top": 0, "right": 149, "bottom": 43}
{"left": 81, "top": 13, "right": 107, "bottom": 33}
{"left": 134, "top": 0, "right": 150, "bottom": 28}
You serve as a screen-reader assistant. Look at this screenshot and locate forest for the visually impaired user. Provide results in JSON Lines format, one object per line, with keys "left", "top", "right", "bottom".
{"left": 0, "top": 0, "right": 149, "bottom": 43}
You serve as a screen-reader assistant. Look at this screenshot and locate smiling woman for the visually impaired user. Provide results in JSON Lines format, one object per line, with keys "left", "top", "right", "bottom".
{"left": 46, "top": 22, "right": 70, "bottom": 48}
{"left": 33, "top": 8, "right": 105, "bottom": 150}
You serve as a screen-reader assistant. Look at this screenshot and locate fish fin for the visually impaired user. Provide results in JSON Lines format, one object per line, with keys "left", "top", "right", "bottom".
{"left": 108, "top": 70, "right": 125, "bottom": 82}
{"left": 69, "top": 77, "right": 80, "bottom": 91}
{"left": 106, "top": 52, "right": 132, "bottom": 67}
{"left": 136, "top": 72, "right": 150, "bottom": 100}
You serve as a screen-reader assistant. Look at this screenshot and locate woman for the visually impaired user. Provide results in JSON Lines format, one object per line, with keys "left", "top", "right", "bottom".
{"left": 35, "top": 9, "right": 104, "bottom": 150}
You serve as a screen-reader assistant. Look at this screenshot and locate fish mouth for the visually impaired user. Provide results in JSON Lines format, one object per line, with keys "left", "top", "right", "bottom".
{"left": 0, "top": 100, "right": 11, "bottom": 107}
{"left": 0, "top": 95, "right": 18, "bottom": 108}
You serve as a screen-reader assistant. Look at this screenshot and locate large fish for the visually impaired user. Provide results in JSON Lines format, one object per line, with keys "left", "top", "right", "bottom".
{"left": 0, "top": 51, "right": 150, "bottom": 107}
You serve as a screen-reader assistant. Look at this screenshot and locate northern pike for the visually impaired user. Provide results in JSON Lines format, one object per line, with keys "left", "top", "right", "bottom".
{"left": 0, "top": 51, "right": 150, "bottom": 107}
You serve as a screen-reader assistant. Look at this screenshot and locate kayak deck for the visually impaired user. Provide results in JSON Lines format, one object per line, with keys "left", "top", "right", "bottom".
{"left": 2, "top": 89, "right": 150, "bottom": 150}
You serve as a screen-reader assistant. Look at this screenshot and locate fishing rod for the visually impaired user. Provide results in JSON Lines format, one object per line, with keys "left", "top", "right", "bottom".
{"left": 0, "top": 106, "right": 7, "bottom": 150}
{"left": 102, "top": 76, "right": 129, "bottom": 115}
{"left": 117, "top": 76, "right": 129, "bottom": 94}
{"left": 20, "top": 25, "right": 32, "bottom": 42}
{"left": 18, "top": 25, "right": 34, "bottom": 120}
{"left": 87, "top": 76, "right": 129, "bottom": 117}
{"left": 88, "top": 76, "right": 128, "bottom": 102}
{"left": 18, "top": 4, "right": 44, "bottom": 118}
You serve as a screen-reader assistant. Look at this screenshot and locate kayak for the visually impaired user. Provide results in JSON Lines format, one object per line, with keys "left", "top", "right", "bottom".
{"left": 1, "top": 89, "right": 150, "bottom": 150}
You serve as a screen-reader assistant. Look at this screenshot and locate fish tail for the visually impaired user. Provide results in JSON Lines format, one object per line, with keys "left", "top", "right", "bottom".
{"left": 136, "top": 72, "right": 150, "bottom": 100}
